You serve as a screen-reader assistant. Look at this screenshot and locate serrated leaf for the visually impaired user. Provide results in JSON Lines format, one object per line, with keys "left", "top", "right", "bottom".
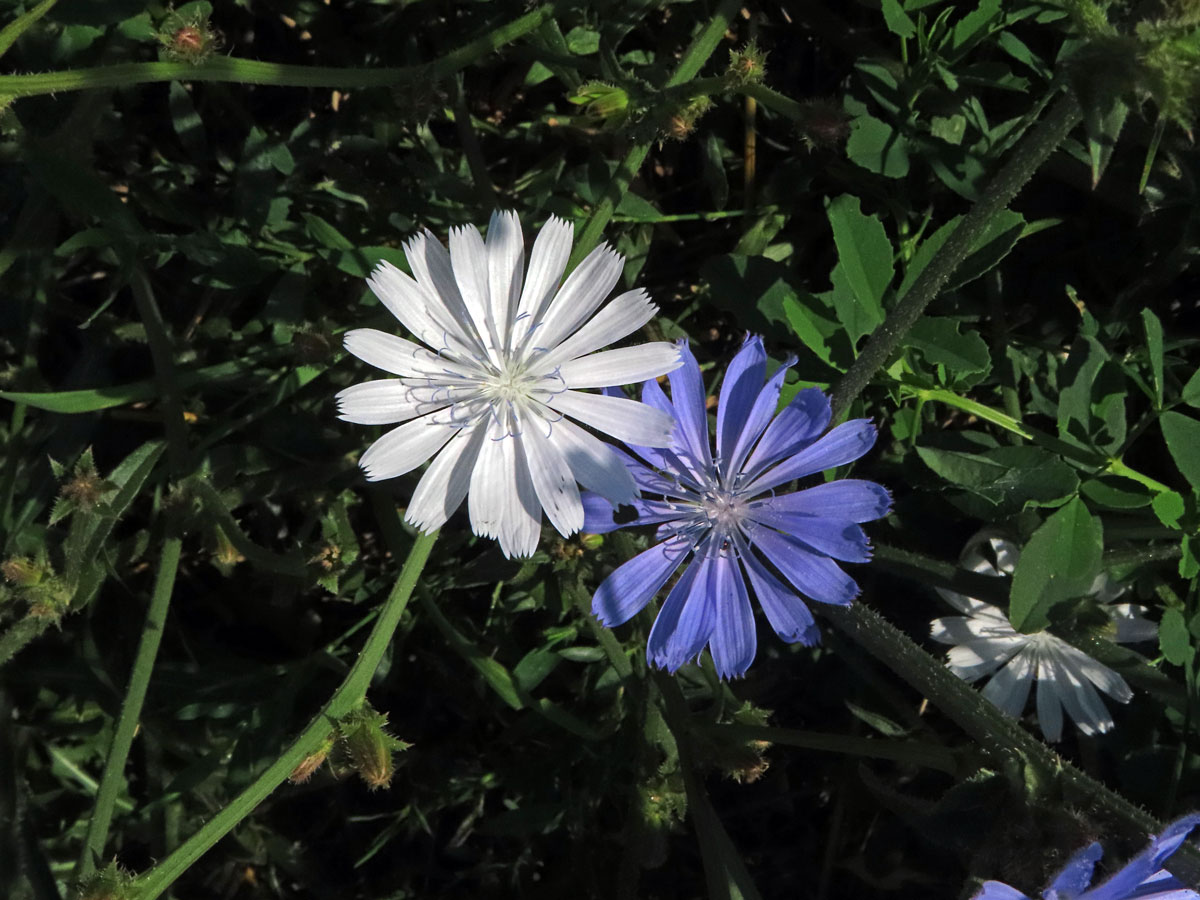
{"left": 906, "top": 317, "right": 991, "bottom": 384}
{"left": 1009, "top": 498, "right": 1102, "bottom": 633}
{"left": 827, "top": 194, "right": 893, "bottom": 319}
{"left": 916, "top": 444, "right": 1079, "bottom": 515}
{"left": 1160, "top": 412, "right": 1200, "bottom": 493}
{"left": 898, "top": 210, "right": 1028, "bottom": 298}
{"left": 1159, "top": 608, "right": 1193, "bottom": 667}
{"left": 782, "top": 295, "right": 840, "bottom": 368}
{"left": 48, "top": 496, "right": 74, "bottom": 527}
{"left": 846, "top": 114, "right": 910, "bottom": 178}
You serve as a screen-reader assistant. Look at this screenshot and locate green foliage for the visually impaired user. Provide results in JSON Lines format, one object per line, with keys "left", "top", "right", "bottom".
{"left": 1, "top": 0, "right": 1199, "bottom": 898}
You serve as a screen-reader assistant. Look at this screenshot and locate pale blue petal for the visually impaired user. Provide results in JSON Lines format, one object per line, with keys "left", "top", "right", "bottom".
{"left": 666, "top": 339, "right": 714, "bottom": 473}
{"left": 743, "top": 419, "right": 877, "bottom": 497}
{"left": 752, "top": 480, "right": 891, "bottom": 523}
{"left": 744, "top": 509, "right": 872, "bottom": 562}
{"left": 581, "top": 492, "right": 621, "bottom": 534}
{"left": 741, "top": 387, "right": 831, "bottom": 478}
{"left": 708, "top": 554, "right": 757, "bottom": 679}
{"left": 593, "top": 536, "right": 692, "bottom": 627}
{"left": 647, "top": 553, "right": 716, "bottom": 672}
{"left": 727, "top": 355, "right": 794, "bottom": 477}
{"left": 971, "top": 883, "right": 1032, "bottom": 900}
{"left": 1087, "top": 815, "right": 1200, "bottom": 900}
{"left": 739, "top": 540, "right": 820, "bottom": 645}
{"left": 1046, "top": 842, "right": 1102, "bottom": 898}
{"left": 742, "top": 520, "right": 860, "bottom": 606}
{"left": 716, "top": 336, "right": 766, "bottom": 472}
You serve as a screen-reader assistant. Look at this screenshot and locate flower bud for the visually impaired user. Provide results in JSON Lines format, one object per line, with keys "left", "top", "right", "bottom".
{"left": 157, "top": 10, "right": 222, "bottom": 64}
{"left": 77, "top": 861, "right": 135, "bottom": 900}
{"left": 2, "top": 556, "right": 45, "bottom": 588}
{"left": 568, "top": 82, "right": 630, "bottom": 127}
{"left": 727, "top": 42, "right": 768, "bottom": 86}
{"left": 338, "top": 705, "right": 410, "bottom": 791}
{"left": 289, "top": 734, "right": 336, "bottom": 784}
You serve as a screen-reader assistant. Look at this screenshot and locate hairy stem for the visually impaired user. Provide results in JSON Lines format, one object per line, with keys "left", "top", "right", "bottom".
{"left": 829, "top": 92, "right": 1083, "bottom": 419}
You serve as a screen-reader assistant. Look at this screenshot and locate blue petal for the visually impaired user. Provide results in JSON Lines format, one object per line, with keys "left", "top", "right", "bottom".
{"left": 593, "top": 537, "right": 692, "bottom": 627}
{"left": 739, "top": 541, "right": 820, "bottom": 645}
{"left": 1046, "top": 842, "right": 1102, "bottom": 898}
{"left": 743, "top": 521, "right": 860, "bottom": 606}
{"left": 971, "top": 883, "right": 1032, "bottom": 900}
{"left": 752, "top": 479, "right": 891, "bottom": 523}
{"left": 727, "top": 354, "right": 795, "bottom": 477}
{"left": 708, "top": 553, "right": 757, "bottom": 679}
{"left": 647, "top": 552, "right": 716, "bottom": 672}
{"left": 744, "top": 419, "right": 877, "bottom": 497}
{"left": 666, "top": 339, "right": 714, "bottom": 474}
{"left": 581, "top": 491, "right": 620, "bottom": 533}
{"left": 1123, "top": 869, "right": 1197, "bottom": 899}
{"left": 716, "top": 336, "right": 766, "bottom": 473}
{"left": 1088, "top": 815, "right": 1200, "bottom": 900}
{"left": 743, "top": 509, "right": 872, "bottom": 562}
{"left": 741, "top": 387, "right": 831, "bottom": 479}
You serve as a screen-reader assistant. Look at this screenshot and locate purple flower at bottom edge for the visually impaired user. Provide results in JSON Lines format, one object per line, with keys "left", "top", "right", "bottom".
{"left": 973, "top": 814, "right": 1200, "bottom": 899}
{"left": 582, "top": 335, "right": 891, "bottom": 679}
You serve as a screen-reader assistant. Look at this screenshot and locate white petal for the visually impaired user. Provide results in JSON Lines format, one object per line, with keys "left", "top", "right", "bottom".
{"left": 336, "top": 380, "right": 449, "bottom": 425}
{"left": 486, "top": 210, "right": 524, "bottom": 344}
{"left": 935, "top": 587, "right": 994, "bottom": 616}
{"left": 468, "top": 422, "right": 541, "bottom": 557}
{"left": 403, "top": 232, "right": 486, "bottom": 353}
{"left": 549, "top": 417, "right": 637, "bottom": 505}
{"left": 545, "top": 390, "right": 675, "bottom": 446}
{"left": 406, "top": 422, "right": 488, "bottom": 532}
{"left": 343, "top": 329, "right": 467, "bottom": 378}
{"left": 1109, "top": 603, "right": 1158, "bottom": 643}
{"left": 1059, "top": 642, "right": 1133, "bottom": 702}
{"left": 366, "top": 262, "right": 478, "bottom": 360}
{"left": 981, "top": 648, "right": 1035, "bottom": 717}
{"left": 946, "top": 637, "right": 1025, "bottom": 681}
{"left": 556, "top": 344, "right": 681, "bottom": 389}
{"left": 521, "top": 419, "right": 583, "bottom": 537}
{"left": 533, "top": 243, "right": 624, "bottom": 351}
{"left": 1035, "top": 652, "right": 1065, "bottom": 742}
{"left": 514, "top": 215, "right": 573, "bottom": 335}
{"left": 448, "top": 224, "right": 500, "bottom": 357}
{"left": 528, "top": 288, "right": 658, "bottom": 372}
{"left": 358, "top": 413, "right": 458, "bottom": 481}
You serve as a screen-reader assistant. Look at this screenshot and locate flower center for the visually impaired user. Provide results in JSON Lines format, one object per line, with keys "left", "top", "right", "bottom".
{"left": 483, "top": 361, "right": 536, "bottom": 405}
{"left": 699, "top": 488, "right": 746, "bottom": 533}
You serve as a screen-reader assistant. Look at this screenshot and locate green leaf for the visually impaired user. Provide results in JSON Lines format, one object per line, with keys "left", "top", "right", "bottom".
{"left": 1141, "top": 308, "right": 1164, "bottom": 408}
{"left": 1151, "top": 490, "right": 1185, "bottom": 529}
{"left": 1159, "top": 608, "right": 1193, "bottom": 667}
{"left": 880, "top": 0, "right": 916, "bottom": 38}
{"left": 906, "top": 317, "right": 990, "bottom": 385}
{"left": 302, "top": 213, "right": 355, "bottom": 250}
{"left": 846, "top": 114, "right": 910, "bottom": 178}
{"left": 1057, "top": 336, "right": 1108, "bottom": 442}
{"left": 782, "top": 294, "right": 841, "bottom": 369}
{"left": 1009, "top": 498, "right": 1103, "bottom": 633}
{"left": 1183, "top": 369, "right": 1200, "bottom": 409}
{"left": 1080, "top": 477, "right": 1151, "bottom": 509}
{"left": 1160, "top": 412, "right": 1200, "bottom": 493}
{"left": 1181, "top": 534, "right": 1200, "bottom": 580}
{"left": 916, "top": 444, "right": 1079, "bottom": 516}
{"left": 826, "top": 195, "right": 893, "bottom": 326}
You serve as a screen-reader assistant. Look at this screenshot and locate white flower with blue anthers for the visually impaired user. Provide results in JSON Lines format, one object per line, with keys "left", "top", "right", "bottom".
{"left": 337, "top": 211, "right": 682, "bottom": 558}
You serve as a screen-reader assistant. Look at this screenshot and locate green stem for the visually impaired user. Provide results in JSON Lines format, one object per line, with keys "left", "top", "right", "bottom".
{"left": 0, "top": 6, "right": 551, "bottom": 99}
{"left": 131, "top": 530, "right": 437, "bottom": 900}
{"left": 0, "top": 0, "right": 56, "bottom": 59}
{"left": 829, "top": 92, "right": 1083, "bottom": 420}
{"left": 821, "top": 602, "right": 1200, "bottom": 882}
{"left": 129, "top": 269, "right": 188, "bottom": 475}
{"left": 76, "top": 533, "right": 182, "bottom": 879}
{"left": 0, "top": 617, "right": 49, "bottom": 668}
{"left": 567, "top": 0, "right": 741, "bottom": 269}
{"left": 738, "top": 82, "right": 805, "bottom": 120}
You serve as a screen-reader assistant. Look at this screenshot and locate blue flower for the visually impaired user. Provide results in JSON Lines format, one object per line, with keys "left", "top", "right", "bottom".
{"left": 973, "top": 815, "right": 1200, "bottom": 899}
{"left": 582, "top": 335, "right": 890, "bottom": 679}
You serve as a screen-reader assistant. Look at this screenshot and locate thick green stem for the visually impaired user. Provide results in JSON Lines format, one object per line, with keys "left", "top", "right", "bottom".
{"left": 131, "top": 529, "right": 437, "bottom": 900}
{"left": 77, "top": 534, "right": 182, "bottom": 879}
{"left": 0, "top": 6, "right": 551, "bottom": 99}
{"left": 829, "top": 92, "right": 1083, "bottom": 420}
{"left": 821, "top": 602, "right": 1200, "bottom": 881}
{"left": 567, "top": 0, "right": 741, "bottom": 269}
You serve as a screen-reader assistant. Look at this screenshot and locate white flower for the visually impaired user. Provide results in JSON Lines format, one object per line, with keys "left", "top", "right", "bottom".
{"left": 930, "top": 535, "right": 1156, "bottom": 742}
{"left": 337, "top": 211, "right": 682, "bottom": 558}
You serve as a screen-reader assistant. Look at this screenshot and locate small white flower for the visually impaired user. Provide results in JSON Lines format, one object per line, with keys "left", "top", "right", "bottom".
{"left": 338, "top": 211, "right": 682, "bottom": 558}
{"left": 930, "top": 535, "right": 1155, "bottom": 742}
